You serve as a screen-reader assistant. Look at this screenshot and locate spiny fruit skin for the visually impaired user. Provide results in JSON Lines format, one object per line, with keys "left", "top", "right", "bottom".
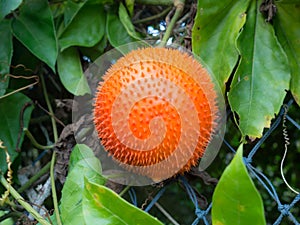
{"left": 94, "top": 47, "right": 218, "bottom": 180}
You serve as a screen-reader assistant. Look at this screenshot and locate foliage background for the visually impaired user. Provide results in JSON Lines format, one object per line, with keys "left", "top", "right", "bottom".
{"left": 0, "top": 0, "right": 299, "bottom": 224}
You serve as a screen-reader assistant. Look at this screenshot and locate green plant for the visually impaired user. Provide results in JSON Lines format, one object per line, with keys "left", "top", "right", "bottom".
{"left": 0, "top": 0, "right": 299, "bottom": 224}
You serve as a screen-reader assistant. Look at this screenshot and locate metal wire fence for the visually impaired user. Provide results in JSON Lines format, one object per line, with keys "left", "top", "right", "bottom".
{"left": 126, "top": 98, "right": 300, "bottom": 225}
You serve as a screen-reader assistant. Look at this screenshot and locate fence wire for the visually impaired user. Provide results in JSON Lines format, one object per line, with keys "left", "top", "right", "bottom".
{"left": 127, "top": 98, "right": 300, "bottom": 225}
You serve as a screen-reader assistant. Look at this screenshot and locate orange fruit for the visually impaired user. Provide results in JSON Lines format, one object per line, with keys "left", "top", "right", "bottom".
{"left": 94, "top": 47, "right": 218, "bottom": 181}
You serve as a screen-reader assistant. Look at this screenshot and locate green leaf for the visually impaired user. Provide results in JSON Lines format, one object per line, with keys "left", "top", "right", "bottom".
{"left": 228, "top": 0, "right": 290, "bottom": 139}
{"left": 125, "top": 0, "right": 134, "bottom": 17}
{"left": 0, "top": 19, "right": 13, "bottom": 96}
{"left": 274, "top": 1, "right": 300, "bottom": 106}
{"left": 12, "top": 0, "right": 58, "bottom": 71}
{"left": 57, "top": 47, "right": 90, "bottom": 96}
{"left": 10, "top": 38, "right": 40, "bottom": 73}
{"left": 63, "top": 0, "right": 85, "bottom": 27}
{"left": 83, "top": 179, "right": 164, "bottom": 225}
{"left": 79, "top": 36, "right": 108, "bottom": 61}
{"left": 0, "top": 0, "right": 22, "bottom": 19}
{"left": 0, "top": 211, "right": 13, "bottom": 225}
{"left": 69, "top": 144, "right": 101, "bottom": 172}
{"left": 60, "top": 144, "right": 106, "bottom": 225}
{"left": 0, "top": 93, "right": 33, "bottom": 173}
{"left": 119, "top": 3, "right": 141, "bottom": 40}
{"left": 106, "top": 9, "right": 135, "bottom": 47}
{"left": 212, "top": 144, "right": 266, "bottom": 225}
{"left": 59, "top": 4, "right": 106, "bottom": 51}
{"left": 192, "top": 0, "right": 250, "bottom": 91}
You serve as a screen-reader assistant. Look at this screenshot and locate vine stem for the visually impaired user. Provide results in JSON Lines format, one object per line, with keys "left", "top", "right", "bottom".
{"left": 23, "top": 128, "right": 55, "bottom": 150}
{"left": 158, "top": 0, "right": 185, "bottom": 47}
{"left": 41, "top": 75, "right": 58, "bottom": 142}
{"left": 281, "top": 105, "right": 299, "bottom": 194}
{"left": 0, "top": 175, "right": 51, "bottom": 225}
{"left": 18, "top": 162, "right": 51, "bottom": 193}
{"left": 119, "top": 185, "right": 131, "bottom": 197}
{"left": 135, "top": 0, "right": 173, "bottom": 5}
{"left": 133, "top": 6, "right": 172, "bottom": 24}
{"left": 40, "top": 74, "right": 62, "bottom": 225}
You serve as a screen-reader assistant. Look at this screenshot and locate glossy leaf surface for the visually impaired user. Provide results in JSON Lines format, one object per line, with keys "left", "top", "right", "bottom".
{"left": 228, "top": 0, "right": 290, "bottom": 139}
{"left": 57, "top": 47, "right": 90, "bottom": 96}
{"left": 59, "top": 4, "right": 106, "bottom": 51}
{"left": 0, "top": 0, "right": 22, "bottom": 19}
{"left": 0, "top": 20, "right": 12, "bottom": 96}
{"left": 212, "top": 144, "right": 266, "bottom": 225}
{"left": 106, "top": 10, "right": 135, "bottom": 47}
{"left": 274, "top": 1, "right": 300, "bottom": 105}
{"left": 83, "top": 179, "right": 164, "bottom": 225}
{"left": 0, "top": 93, "right": 33, "bottom": 172}
{"left": 192, "top": 0, "right": 250, "bottom": 91}
{"left": 62, "top": 0, "right": 84, "bottom": 27}
{"left": 12, "top": 0, "right": 57, "bottom": 71}
{"left": 60, "top": 144, "right": 106, "bottom": 225}
{"left": 119, "top": 3, "right": 141, "bottom": 40}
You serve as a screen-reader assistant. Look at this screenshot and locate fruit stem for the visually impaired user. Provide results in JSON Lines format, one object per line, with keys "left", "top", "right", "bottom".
{"left": 159, "top": 0, "right": 185, "bottom": 46}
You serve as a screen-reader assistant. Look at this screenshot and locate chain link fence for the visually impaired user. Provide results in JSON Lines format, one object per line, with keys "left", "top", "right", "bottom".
{"left": 126, "top": 98, "right": 300, "bottom": 225}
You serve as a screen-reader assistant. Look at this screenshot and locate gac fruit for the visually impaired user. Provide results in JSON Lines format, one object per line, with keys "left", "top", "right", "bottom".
{"left": 94, "top": 47, "right": 218, "bottom": 181}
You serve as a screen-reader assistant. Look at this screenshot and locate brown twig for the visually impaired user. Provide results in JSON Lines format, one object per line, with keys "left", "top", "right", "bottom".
{"left": 0, "top": 74, "right": 39, "bottom": 100}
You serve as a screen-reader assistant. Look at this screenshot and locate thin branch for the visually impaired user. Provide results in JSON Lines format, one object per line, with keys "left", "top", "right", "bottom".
{"left": 0, "top": 175, "right": 51, "bottom": 225}
{"left": 155, "top": 202, "right": 180, "bottom": 225}
{"left": 119, "top": 185, "right": 131, "bottom": 197}
{"left": 0, "top": 74, "right": 39, "bottom": 100}
{"left": 135, "top": 0, "right": 173, "bottom": 5}
{"left": 18, "top": 162, "right": 51, "bottom": 193}
{"left": 40, "top": 75, "right": 58, "bottom": 142}
{"left": 23, "top": 128, "right": 54, "bottom": 150}
{"left": 158, "top": 0, "right": 185, "bottom": 46}
{"left": 40, "top": 74, "right": 61, "bottom": 225}
{"left": 133, "top": 6, "right": 172, "bottom": 24}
